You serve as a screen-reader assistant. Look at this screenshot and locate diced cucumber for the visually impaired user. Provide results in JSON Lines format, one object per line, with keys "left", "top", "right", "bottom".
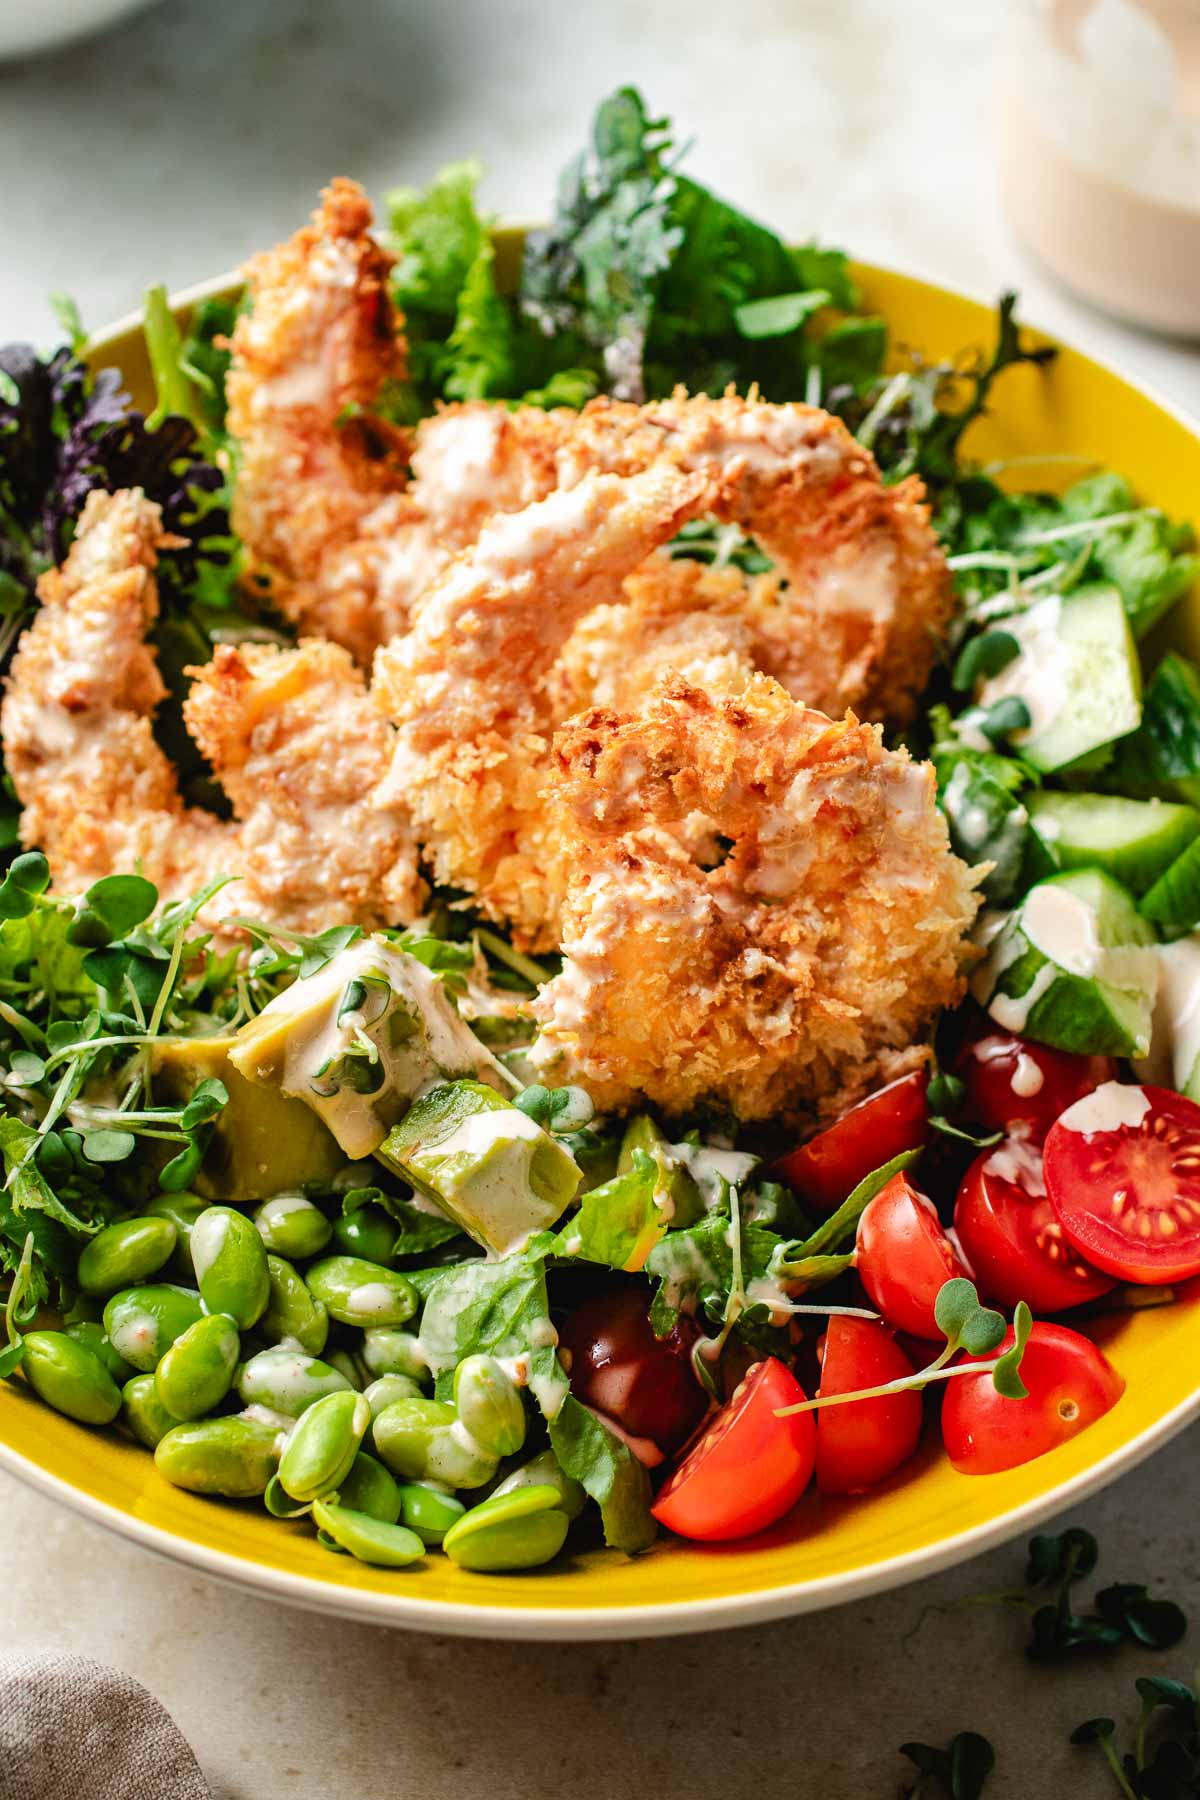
{"left": 1106, "top": 652, "right": 1200, "bottom": 805}
{"left": 1136, "top": 938, "right": 1200, "bottom": 1100}
{"left": 1140, "top": 835, "right": 1200, "bottom": 934}
{"left": 972, "top": 868, "right": 1159, "bottom": 1058}
{"left": 1027, "top": 791, "right": 1200, "bottom": 894}
{"left": 974, "top": 584, "right": 1141, "bottom": 773}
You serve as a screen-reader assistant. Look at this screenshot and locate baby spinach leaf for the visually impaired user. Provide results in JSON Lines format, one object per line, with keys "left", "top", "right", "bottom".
{"left": 548, "top": 1393, "right": 656, "bottom": 1554}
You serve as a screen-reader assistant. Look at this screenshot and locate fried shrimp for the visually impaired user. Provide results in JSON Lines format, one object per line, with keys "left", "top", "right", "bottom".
{"left": 530, "top": 674, "right": 979, "bottom": 1124}
{"left": 555, "top": 390, "right": 953, "bottom": 725}
{"left": 373, "top": 462, "right": 720, "bottom": 946}
{"left": 1, "top": 488, "right": 422, "bottom": 931}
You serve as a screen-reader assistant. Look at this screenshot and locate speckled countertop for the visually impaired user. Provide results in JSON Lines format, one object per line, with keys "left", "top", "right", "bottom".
{"left": 2, "top": 3, "right": 1199, "bottom": 1795}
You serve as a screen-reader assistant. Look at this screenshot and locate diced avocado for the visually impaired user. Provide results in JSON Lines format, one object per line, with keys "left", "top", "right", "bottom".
{"left": 150, "top": 1038, "right": 343, "bottom": 1202}
{"left": 1141, "top": 836, "right": 1200, "bottom": 934}
{"left": 1106, "top": 652, "right": 1200, "bottom": 806}
{"left": 1026, "top": 791, "right": 1200, "bottom": 895}
{"left": 972, "top": 869, "right": 1159, "bottom": 1058}
{"left": 617, "top": 1115, "right": 704, "bottom": 1229}
{"left": 229, "top": 939, "right": 493, "bottom": 1161}
{"left": 975, "top": 585, "right": 1140, "bottom": 773}
{"left": 379, "top": 1080, "right": 580, "bottom": 1256}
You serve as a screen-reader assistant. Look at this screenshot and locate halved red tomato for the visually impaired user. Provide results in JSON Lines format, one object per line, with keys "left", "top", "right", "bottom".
{"left": 815, "top": 1316, "right": 923, "bottom": 1495}
{"left": 941, "top": 1321, "right": 1124, "bottom": 1474}
{"left": 559, "top": 1287, "right": 707, "bottom": 1457}
{"left": 960, "top": 1027, "right": 1116, "bottom": 1143}
{"left": 770, "top": 1071, "right": 929, "bottom": 1212}
{"left": 855, "top": 1172, "right": 971, "bottom": 1338}
{"left": 1044, "top": 1082, "right": 1200, "bottom": 1285}
{"left": 954, "top": 1133, "right": 1114, "bottom": 1313}
{"left": 651, "top": 1358, "right": 815, "bottom": 1541}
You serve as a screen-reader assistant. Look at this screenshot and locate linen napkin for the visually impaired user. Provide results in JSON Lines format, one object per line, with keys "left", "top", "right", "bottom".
{"left": 0, "top": 1654, "right": 210, "bottom": 1800}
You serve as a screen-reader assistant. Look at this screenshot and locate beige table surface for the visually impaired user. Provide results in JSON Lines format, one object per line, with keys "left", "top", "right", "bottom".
{"left": 3, "top": 1, "right": 1200, "bottom": 1794}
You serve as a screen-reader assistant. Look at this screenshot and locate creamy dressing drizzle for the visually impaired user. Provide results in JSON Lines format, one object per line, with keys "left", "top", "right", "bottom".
{"left": 1057, "top": 1081, "right": 1152, "bottom": 1135}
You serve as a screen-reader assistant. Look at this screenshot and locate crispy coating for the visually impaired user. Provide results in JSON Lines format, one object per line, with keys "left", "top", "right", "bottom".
{"left": 1, "top": 488, "right": 422, "bottom": 931}
{"left": 373, "top": 463, "right": 720, "bottom": 946}
{"left": 530, "top": 675, "right": 980, "bottom": 1124}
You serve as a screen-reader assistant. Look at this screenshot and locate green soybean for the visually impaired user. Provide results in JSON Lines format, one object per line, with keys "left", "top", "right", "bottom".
{"left": 453, "top": 1354, "right": 526, "bottom": 1458}
{"left": 253, "top": 1192, "right": 332, "bottom": 1261}
{"left": 277, "top": 1390, "right": 370, "bottom": 1504}
{"left": 335, "top": 1451, "right": 402, "bottom": 1524}
{"left": 64, "top": 1321, "right": 134, "bottom": 1386}
{"left": 154, "top": 1314, "right": 240, "bottom": 1421}
{"left": 442, "top": 1483, "right": 569, "bottom": 1572}
{"left": 362, "top": 1374, "right": 421, "bottom": 1418}
{"left": 260, "top": 1254, "right": 328, "bottom": 1356}
{"left": 360, "top": 1327, "right": 427, "bottom": 1382}
{"left": 237, "top": 1347, "right": 352, "bottom": 1418}
{"left": 304, "top": 1257, "right": 416, "bottom": 1328}
{"left": 330, "top": 1205, "right": 398, "bottom": 1267}
{"left": 397, "top": 1481, "right": 466, "bottom": 1546}
{"left": 142, "top": 1192, "right": 208, "bottom": 1277}
{"left": 155, "top": 1416, "right": 281, "bottom": 1497}
{"left": 103, "top": 1284, "right": 204, "bottom": 1373}
{"left": 122, "top": 1373, "right": 180, "bottom": 1449}
{"left": 264, "top": 1473, "right": 311, "bottom": 1518}
{"left": 372, "top": 1398, "right": 498, "bottom": 1490}
{"left": 77, "top": 1217, "right": 177, "bottom": 1297}
{"left": 311, "top": 1499, "right": 424, "bottom": 1568}
{"left": 191, "top": 1207, "right": 270, "bottom": 1328}
{"left": 21, "top": 1331, "right": 121, "bottom": 1425}
{"left": 492, "top": 1449, "right": 587, "bottom": 1522}
{"left": 324, "top": 1347, "right": 367, "bottom": 1390}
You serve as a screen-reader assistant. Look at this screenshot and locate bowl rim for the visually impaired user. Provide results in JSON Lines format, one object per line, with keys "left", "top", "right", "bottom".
{"left": 7, "top": 254, "right": 1198, "bottom": 1640}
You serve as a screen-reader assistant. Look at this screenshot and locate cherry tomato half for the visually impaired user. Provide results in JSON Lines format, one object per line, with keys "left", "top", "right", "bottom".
{"left": 941, "top": 1321, "right": 1124, "bottom": 1475}
{"left": 855, "top": 1172, "right": 971, "bottom": 1339}
{"left": 960, "top": 1027, "right": 1116, "bottom": 1143}
{"left": 770, "top": 1071, "right": 929, "bottom": 1213}
{"left": 1044, "top": 1083, "right": 1200, "bottom": 1285}
{"left": 954, "top": 1132, "right": 1114, "bottom": 1313}
{"left": 652, "top": 1358, "right": 815, "bottom": 1541}
{"left": 815, "top": 1316, "right": 923, "bottom": 1496}
{"left": 560, "top": 1288, "right": 707, "bottom": 1457}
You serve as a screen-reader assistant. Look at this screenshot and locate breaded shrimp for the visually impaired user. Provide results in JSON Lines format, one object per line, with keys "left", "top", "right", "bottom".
{"left": 555, "top": 390, "right": 952, "bottom": 725}
{"left": 1, "top": 488, "right": 422, "bottom": 931}
{"left": 530, "top": 675, "right": 980, "bottom": 1124}
{"left": 373, "top": 462, "right": 720, "bottom": 946}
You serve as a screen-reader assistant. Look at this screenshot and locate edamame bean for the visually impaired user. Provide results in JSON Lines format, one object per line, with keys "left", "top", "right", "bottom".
{"left": 264, "top": 1474, "right": 311, "bottom": 1519}
{"left": 311, "top": 1499, "right": 424, "bottom": 1568}
{"left": 155, "top": 1416, "right": 281, "bottom": 1497}
{"left": 277, "top": 1390, "right": 371, "bottom": 1504}
{"left": 122, "top": 1373, "right": 180, "bottom": 1449}
{"left": 64, "top": 1321, "right": 134, "bottom": 1386}
{"left": 362, "top": 1374, "right": 421, "bottom": 1418}
{"left": 260, "top": 1254, "right": 328, "bottom": 1356}
{"left": 154, "top": 1314, "right": 240, "bottom": 1421}
{"left": 324, "top": 1348, "right": 367, "bottom": 1390}
{"left": 143, "top": 1192, "right": 208, "bottom": 1278}
{"left": 102, "top": 1285, "right": 204, "bottom": 1373}
{"left": 452, "top": 1354, "right": 526, "bottom": 1459}
{"left": 442, "top": 1483, "right": 569, "bottom": 1572}
{"left": 304, "top": 1257, "right": 416, "bottom": 1328}
{"left": 77, "top": 1217, "right": 177, "bottom": 1296}
{"left": 330, "top": 1205, "right": 398, "bottom": 1267}
{"left": 237, "top": 1347, "right": 352, "bottom": 1418}
{"left": 253, "top": 1192, "right": 332, "bottom": 1261}
{"left": 21, "top": 1331, "right": 121, "bottom": 1425}
{"left": 360, "top": 1328, "right": 427, "bottom": 1383}
{"left": 191, "top": 1207, "right": 270, "bottom": 1328}
{"left": 491, "top": 1449, "right": 587, "bottom": 1522}
{"left": 336, "top": 1451, "right": 401, "bottom": 1524}
{"left": 397, "top": 1482, "right": 466, "bottom": 1546}
{"left": 372, "top": 1398, "right": 498, "bottom": 1490}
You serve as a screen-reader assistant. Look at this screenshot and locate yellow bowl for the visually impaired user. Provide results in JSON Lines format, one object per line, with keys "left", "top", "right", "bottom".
{"left": 2, "top": 250, "right": 1199, "bottom": 1640}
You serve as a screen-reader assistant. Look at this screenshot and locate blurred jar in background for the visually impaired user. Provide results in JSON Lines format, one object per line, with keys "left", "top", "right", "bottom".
{"left": 997, "top": 0, "right": 1200, "bottom": 337}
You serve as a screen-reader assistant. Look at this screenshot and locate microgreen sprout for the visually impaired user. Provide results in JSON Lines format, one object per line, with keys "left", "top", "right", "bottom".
{"left": 1072, "top": 1675, "right": 1200, "bottom": 1797}
{"left": 899, "top": 1730, "right": 995, "bottom": 1800}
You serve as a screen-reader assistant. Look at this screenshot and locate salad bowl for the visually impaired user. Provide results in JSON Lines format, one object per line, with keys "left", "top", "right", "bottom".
{"left": 1, "top": 245, "right": 1198, "bottom": 1640}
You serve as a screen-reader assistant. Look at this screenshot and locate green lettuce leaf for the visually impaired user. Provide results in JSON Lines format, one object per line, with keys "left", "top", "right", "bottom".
{"left": 547, "top": 1394, "right": 656, "bottom": 1554}
{"left": 554, "top": 1149, "right": 665, "bottom": 1271}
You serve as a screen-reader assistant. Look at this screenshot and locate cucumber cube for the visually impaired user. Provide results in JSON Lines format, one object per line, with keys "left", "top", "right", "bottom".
{"left": 972, "top": 869, "right": 1159, "bottom": 1058}
{"left": 1027, "top": 791, "right": 1200, "bottom": 895}
{"left": 1141, "top": 836, "right": 1200, "bottom": 934}
{"left": 975, "top": 584, "right": 1141, "bottom": 773}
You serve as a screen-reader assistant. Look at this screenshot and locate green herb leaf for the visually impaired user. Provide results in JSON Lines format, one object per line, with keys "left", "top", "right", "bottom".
{"left": 733, "top": 289, "right": 830, "bottom": 339}
{"left": 991, "top": 1300, "right": 1032, "bottom": 1397}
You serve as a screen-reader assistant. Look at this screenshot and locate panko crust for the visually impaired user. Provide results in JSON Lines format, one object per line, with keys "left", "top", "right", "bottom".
{"left": 531, "top": 674, "right": 980, "bottom": 1125}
